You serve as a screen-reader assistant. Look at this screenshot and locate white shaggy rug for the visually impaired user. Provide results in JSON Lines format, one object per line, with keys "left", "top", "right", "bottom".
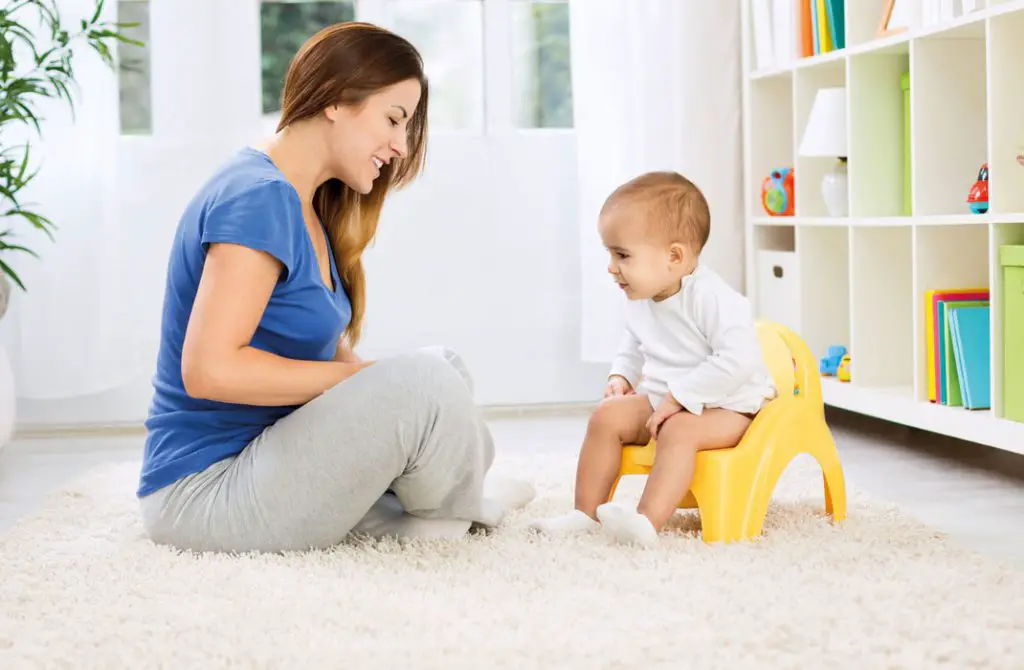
{"left": 1, "top": 452, "right": 1022, "bottom": 669}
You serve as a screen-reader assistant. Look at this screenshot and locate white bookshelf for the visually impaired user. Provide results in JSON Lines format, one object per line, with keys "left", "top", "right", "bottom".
{"left": 741, "top": 0, "right": 1024, "bottom": 455}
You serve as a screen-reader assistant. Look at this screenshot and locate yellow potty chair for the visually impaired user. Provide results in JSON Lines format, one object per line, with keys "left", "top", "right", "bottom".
{"left": 608, "top": 321, "right": 847, "bottom": 543}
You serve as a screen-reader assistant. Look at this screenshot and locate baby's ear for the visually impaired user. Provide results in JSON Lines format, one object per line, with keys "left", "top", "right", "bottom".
{"left": 669, "top": 242, "right": 688, "bottom": 264}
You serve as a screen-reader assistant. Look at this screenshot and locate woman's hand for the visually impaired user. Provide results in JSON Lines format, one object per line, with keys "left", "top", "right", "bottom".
{"left": 181, "top": 242, "right": 366, "bottom": 406}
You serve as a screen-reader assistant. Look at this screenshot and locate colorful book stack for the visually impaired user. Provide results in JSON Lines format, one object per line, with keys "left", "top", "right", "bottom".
{"left": 925, "top": 289, "right": 991, "bottom": 410}
{"left": 799, "top": 0, "right": 845, "bottom": 57}
{"left": 750, "top": 0, "right": 845, "bottom": 70}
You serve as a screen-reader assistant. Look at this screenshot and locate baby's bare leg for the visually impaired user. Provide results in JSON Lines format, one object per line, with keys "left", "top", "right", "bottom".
{"left": 574, "top": 394, "right": 653, "bottom": 517}
{"left": 638, "top": 408, "right": 753, "bottom": 530}
{"left": 597, "top": 408, "right": 753, "bottom": 547}
{"left": 529, "top": 394, "right": 651, "bottom": 536}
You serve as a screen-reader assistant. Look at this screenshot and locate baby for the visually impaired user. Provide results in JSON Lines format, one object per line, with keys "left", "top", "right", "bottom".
{"left": 531, "top": 171, "right": 776, "bottom": 546}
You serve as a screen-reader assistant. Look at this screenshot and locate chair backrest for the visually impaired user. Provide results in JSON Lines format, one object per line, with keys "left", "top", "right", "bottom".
{"left": 755, "top": 320, "right": 822, "bottom": 404}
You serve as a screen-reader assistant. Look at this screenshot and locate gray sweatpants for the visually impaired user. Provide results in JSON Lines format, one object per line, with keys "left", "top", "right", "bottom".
{"left": 139, "top": 348, "right": 496, "bottom": 553}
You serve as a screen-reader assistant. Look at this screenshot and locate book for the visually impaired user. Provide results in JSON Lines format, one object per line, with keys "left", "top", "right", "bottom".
{"left": 940, "top": 299, "right": 987, "bottom": 406}
{"left": 947, "top": 304, "right": 991, "bottom": 410}
{"left": 925, "top": 288, "right": 989, "bottom": 402}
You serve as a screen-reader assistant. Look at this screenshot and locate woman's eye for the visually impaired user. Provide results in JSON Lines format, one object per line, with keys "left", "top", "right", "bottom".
{"left": 389, "top": 118, "right": 399, "bottom": 127}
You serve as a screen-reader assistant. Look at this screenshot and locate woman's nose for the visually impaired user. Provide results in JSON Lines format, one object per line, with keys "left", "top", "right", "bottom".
{"left": 392, "top": 133, "right": 409, "bottom": 158}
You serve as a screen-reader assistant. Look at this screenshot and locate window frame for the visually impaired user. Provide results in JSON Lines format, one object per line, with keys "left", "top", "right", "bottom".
{"left": 261, "top": 0, "right": 573, "bottom": 136}
{"left": 116, "top": 0, "right": 153, "bottom": 137}
{"left": 115, "top": 0, "right": 574, "bottom": 138}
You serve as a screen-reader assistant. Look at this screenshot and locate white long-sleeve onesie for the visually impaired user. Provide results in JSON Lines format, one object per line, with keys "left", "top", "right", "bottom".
{"left": 608, "top": 264, "right": 777, "bottom": 415}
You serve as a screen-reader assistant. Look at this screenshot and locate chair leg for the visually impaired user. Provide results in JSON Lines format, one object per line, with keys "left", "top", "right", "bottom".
{"left": 813, "top": 428, "right": 847, "bottom": 523}
{"left": 607, "top": 475, "right": 622, "bottom": 503}
{"left": 693, "top": 466, "right": 766, "bottom": 544}
{"left": 696, "top": 496, "right": 746, "bottom": 544}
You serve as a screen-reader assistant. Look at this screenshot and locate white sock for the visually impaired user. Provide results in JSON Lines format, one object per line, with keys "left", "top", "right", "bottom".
{"left": 529, "top": 509, "right": 600, "bottom": 535}
{"left": 484, "top": 475, "right": 536, "bottom": 512}
{"left": 596, "top": 502, "right": 659, "bottom": 547}
{"left": 472, "top": 476, "right": 538, "bottom": 528}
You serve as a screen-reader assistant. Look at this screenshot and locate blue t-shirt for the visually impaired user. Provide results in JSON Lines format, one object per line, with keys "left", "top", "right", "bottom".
{"left": 138, "top": 147, "right": 352, "bottom": 497}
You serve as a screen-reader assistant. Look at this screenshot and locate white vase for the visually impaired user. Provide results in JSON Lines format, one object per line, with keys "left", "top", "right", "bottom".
{"left": 0, "top": 273, "right": 12, "bottom": 452}
{"left": 0, "top": 273, "right": 8, "bottom": 321}
{"left": 0, "top": 344, "right": 13, "bottom": 452}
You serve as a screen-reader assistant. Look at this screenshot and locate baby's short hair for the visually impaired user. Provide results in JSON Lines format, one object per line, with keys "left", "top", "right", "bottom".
{"left": 601, "top": 171, "right": 710, "bottom": 251}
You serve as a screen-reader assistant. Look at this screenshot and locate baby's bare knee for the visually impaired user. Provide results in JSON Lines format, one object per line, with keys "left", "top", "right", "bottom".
{"left": 655, "top": 413, "right": 700, "bottom": 449}
{"left": 587, "top": 398, "right": 649, "bottom": 443}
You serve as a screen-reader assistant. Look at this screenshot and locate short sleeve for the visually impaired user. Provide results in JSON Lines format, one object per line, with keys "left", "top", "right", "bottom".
{"left": 200, "top": 179, "right": 301, "bottom": 280}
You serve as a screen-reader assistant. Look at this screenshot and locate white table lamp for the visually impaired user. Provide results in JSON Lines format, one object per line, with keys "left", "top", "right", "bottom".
{"left": 799, "top": 87, "right": 848, "bottom": 217}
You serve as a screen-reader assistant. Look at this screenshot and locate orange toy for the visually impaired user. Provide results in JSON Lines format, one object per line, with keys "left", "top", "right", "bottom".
{"left": 761, "top": 167, "right": 795, "bottom": 216}
{"left": 608, "top": 321, "right": 847, "bottom": 543}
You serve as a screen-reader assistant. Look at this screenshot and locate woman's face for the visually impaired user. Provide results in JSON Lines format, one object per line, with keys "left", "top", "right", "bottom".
{"left": 324, "top": 78, "right": 422, "bottom": 194}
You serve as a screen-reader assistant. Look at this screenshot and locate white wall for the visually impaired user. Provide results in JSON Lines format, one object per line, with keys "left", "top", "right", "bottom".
{"left": 11, "top": 0, "right": 747, "bottom": 430}
{"left": 15, "top": 130, "right": 608, "bottom": 429}
{"left": 360, "top": 131, "right": 609, "bottom": 406}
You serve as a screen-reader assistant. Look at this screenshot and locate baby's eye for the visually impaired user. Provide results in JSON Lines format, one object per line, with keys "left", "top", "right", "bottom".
{"left": 616, "top": 252, "right": 629, "bottom": 260}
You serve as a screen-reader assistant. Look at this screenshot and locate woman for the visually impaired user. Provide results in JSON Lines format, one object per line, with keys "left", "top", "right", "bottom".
{"left": 138, "top": 22, "right": 533, "bottom": 553}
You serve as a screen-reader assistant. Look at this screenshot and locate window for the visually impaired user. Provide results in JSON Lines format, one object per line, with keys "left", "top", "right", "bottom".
{"left": 377, "top": 0, "right": 485, "bottom": 131}
{"left": 116, "top": 0, "right": 574, "bottom": 135}
{"left": 260, "top": 0, "right": 485, "bottom": 131}
{"left": 260, "top": 1, "right": 357, "bottom": 116}
{"left": 117, "top": 0, "right": 151, "bottom": 135}
{"left": 510, "top": 0, "right": 572, "bottom": 128}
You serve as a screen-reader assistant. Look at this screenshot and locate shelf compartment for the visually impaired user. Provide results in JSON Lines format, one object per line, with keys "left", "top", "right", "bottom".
{"left": 796, "top": 225, "right": 850, "bottom": 366}
{"left": 845, "top": 0, "right": 900, "bottom": 49}
{"left": 987, "top": 9, "right": 1024, "bottom": 214}
{"left": 910, "top": 23, "right": 988, "bottom": 216}
{"left": 748, "top": 73, "right": 796, "bottom": 218}
{"left": 989, "top": 222, "right": 1024, "bottom": 421}
{"left": 848, "top": 47, "right": 912, "bottom": 218}
{"left": 754, "top": 224, "right": 796, "bottom": 252}
{"left": 913, "top": 224, "right": 990, "bottom": 402}
{"left": 794, "top": 60, "right": 847, "bottom": 218}
{"left": 850, "top": 226, "right": 913, "bottom": 390}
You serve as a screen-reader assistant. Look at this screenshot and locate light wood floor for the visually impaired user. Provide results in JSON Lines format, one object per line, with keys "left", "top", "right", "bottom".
{"left": 2, "top": 408, "right": 1022, "bottom": 567}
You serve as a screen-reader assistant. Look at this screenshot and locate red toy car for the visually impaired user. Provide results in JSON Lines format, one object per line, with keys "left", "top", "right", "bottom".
{"left": 968, "top": 163, "right": 988, "bottom": 214}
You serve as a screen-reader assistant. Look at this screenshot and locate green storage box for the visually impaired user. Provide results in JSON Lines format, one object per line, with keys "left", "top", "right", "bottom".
{"left": 901, "top": 72, "right": 911, "bottom": 216}
{"left": 1000, "top": 244, "right": 1024, "bottom": 423}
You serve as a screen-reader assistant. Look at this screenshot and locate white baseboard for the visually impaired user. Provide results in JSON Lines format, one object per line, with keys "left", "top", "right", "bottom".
{"left": 12, "top": 401, "right": 599, "bottom": 440}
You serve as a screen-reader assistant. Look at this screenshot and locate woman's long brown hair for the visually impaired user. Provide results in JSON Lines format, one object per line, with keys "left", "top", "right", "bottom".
{"left": 276, "top": 22, "right": 429, "bottom": 346}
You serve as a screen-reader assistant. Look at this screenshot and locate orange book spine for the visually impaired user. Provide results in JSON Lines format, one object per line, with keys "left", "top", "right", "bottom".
{"left": 799, "top": 0, "right": 814, "bottom": 57}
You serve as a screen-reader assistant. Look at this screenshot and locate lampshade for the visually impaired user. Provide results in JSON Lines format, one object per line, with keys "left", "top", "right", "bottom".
{"left": 799, "top": 87, "right": 847, "bottom": 157}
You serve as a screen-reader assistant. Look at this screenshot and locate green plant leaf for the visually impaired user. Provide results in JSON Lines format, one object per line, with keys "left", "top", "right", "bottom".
{"left": 90, "top": 0, "right": 105, "bottom": 25}
{"left": 0, "top": 257, "right": 26, "bottom": 291}
{"left": 0, "top": 0, "right": 139, "bottom": 292}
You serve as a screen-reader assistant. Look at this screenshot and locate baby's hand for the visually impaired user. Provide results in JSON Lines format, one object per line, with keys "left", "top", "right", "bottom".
{"left": 604, "top": 375, "right": 634, "bottom": 400}
{"left": 646, "top": 394, "right": 682, "bottom": 438}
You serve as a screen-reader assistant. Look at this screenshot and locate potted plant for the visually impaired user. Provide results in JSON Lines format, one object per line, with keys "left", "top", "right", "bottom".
{"left": 0, "top": 0, "right": 137, "bottom": 453}
{"left": 0, "top": 273, "right": 11, "bottom": 449}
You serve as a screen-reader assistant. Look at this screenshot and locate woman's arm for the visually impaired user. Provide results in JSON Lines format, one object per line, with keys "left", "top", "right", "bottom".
{"left": 181, "top": 242, "right": 368, "bottom": 406}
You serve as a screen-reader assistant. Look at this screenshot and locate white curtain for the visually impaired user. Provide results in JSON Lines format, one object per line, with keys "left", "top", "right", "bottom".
{"left": 0, "top": 0, "right": 123, "bottom": 400}
{"left": 570, "top": 0, "right": 744, "bottom": 363}
{"left": 0, "top": 0, "right": 262, "bottom": 401}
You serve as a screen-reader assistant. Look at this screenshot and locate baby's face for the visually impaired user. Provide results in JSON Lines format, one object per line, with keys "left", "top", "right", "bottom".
{"left": 598, "top": 210, "right": 687, "bottom": 302}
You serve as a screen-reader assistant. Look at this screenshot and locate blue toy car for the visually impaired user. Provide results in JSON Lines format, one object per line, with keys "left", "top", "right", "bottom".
{"left": 819, "top": 345, "right": 847, "bottom": 375}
